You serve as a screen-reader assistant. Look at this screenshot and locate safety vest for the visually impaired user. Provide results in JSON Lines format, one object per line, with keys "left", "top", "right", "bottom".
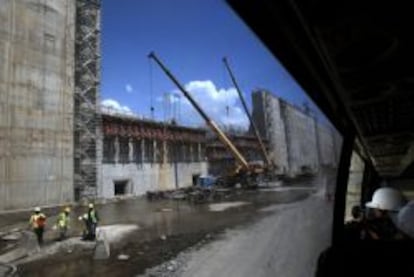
{"left": 88, "top": 210, "right": 98, "bottom": 224}
{"left": 57, "top": 212, "right": 69, "bottom": 228}
{"left": 30, "top": 213, "right": 46, "bottom": 229}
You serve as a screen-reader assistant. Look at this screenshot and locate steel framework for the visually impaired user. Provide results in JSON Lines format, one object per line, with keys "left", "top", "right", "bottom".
{"left": 74, "top": 0, "right": 101, "bottom": 200}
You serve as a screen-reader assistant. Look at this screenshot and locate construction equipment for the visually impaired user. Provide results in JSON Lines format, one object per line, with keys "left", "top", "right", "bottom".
{"left": 148, "top": 51, "right": 263, "bottom": 187}
{"left": 222, "top": 57, "right": 274, "bottom": 172}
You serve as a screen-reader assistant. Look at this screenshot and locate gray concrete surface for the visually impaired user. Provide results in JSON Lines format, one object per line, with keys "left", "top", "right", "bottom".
{"left": 252, "top": 90, "right": 342, "bottom": 177}
{"left": 0, "top": 0, "right": 75, "bottom": 210}
{"left": 100, "top": 162, "right": 207, "bottom": 198}
{"left": 141, "top": 195, "right": 332, "bottom": 277}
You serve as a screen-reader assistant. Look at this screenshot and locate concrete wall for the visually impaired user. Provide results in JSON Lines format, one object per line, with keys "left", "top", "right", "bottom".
{"left": 0, "top": 0, "right": 75, "bottom": 210}
{"left": 281, "top": 101, "right": 319, "bottom": 176}
{"left": 252, "top": 90, "right": 341, "bottom": 178}
{"left": 100, "top": 162, "right": 208, "bottom": 198}
{"left": 252, "top": 91, "right": 288, "bottom": 175}
{"left": 316, "top": 124, "right": 337, "bottom": 167}
{"left": 345, "top": 151, "right": 365, "bottom": 220}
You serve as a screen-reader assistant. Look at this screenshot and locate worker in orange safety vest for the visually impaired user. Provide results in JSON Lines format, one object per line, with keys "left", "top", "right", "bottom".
{"left": 29, "top": 207, "right": 47, "bottom": 245}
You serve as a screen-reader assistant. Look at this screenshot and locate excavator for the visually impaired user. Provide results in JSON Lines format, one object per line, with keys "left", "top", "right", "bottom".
{"left": 148, "top": 52, "right": 270, "bottom": 188}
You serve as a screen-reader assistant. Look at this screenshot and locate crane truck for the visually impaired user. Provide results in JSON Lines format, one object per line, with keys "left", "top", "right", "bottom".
{"left": 222, "top": 57, "right": 275, "bottom": 175}
{"left": 148, "top": 52, "right": 265, "bottom": 188}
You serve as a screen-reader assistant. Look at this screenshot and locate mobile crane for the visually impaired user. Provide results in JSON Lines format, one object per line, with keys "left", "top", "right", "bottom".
{"left": 148, "top": 52, "right": 264, "bottom": 187}
{"left": 222, "top": 57, "right": 274, "bottom": 173}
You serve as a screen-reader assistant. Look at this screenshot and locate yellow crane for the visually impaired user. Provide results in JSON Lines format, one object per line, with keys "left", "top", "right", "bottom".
{"left": 222, "top": 57, "right": 273, "bottom": 170}
{"left": 148, "top": 52, "right": 262, "bottom": 187}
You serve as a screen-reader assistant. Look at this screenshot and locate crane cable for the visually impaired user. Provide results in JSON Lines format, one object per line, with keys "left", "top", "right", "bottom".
{"left": 221, "top": 59, "right": 230, "bottom": 130}
{"left": 148, "top": 56, "right": 155, "bottom": 119}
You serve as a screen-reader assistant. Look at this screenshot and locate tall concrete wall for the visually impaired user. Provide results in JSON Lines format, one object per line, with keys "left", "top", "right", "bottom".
{"left": 252, "top": 90, "right": 341, "bottom": 178}
{"left": 280, "top": 101, "right": 319, "bottom": 176}
{"left": 0, "top": 0, "right": 75, "bottom": 210}
{"left": 345, "top": 151, "right": 365, "bottom": 220}
{"left": 252, "top": 91, "right": 288, "bottom": 174}
{"left": 101, "top": 162, "right": 207, "bottom": 198}
{"left": 317, "top": 123, "right": 337, "bottom": 167}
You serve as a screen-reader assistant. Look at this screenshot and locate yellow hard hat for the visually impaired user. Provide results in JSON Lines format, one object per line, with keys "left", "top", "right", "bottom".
{"left": 64, "top": 207, "right": 71, "bottom": 213}
{"left": 88, "top": 203, "right": 94, "bottom": 209}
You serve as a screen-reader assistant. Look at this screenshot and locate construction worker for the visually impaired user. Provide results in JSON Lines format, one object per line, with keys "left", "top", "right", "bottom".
{"left": 29, "top": 207, "right": 47, "bottom": 245}
{"left": 79, "top": 203, "right": 99, "bottom": 240}
{"left": 55, "top": 207, "right": 71, "bottom": 241}
{"left": 364, "top": 187, "right": 404, "bottom": 240}
{"left": 344, "top": 205, "right": 365, "bottom": 241}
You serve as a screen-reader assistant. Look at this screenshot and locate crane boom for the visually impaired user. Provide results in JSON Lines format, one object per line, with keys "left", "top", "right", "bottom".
{"left": 148, "top": 52, "right": 249, "bottom": 170}
{"left": 222, "top": 57, "right": 273, "bottom": 167}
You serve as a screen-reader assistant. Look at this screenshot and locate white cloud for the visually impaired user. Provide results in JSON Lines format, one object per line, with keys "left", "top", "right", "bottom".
{"left": 165, "top": 80, "right": 249, "bottom": 129}
{"left": 125, "top": 84, "right": 133, "bottom": 93}
{"left": 101, "top": 98, "right": 135, "bottom": 116}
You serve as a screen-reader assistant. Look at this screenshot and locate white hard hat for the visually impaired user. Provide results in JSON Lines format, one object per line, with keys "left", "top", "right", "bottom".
{"left": 34, "top": 207, "right": 41, "bottom": 212}
{"left": 398, "top": 201, "right": 414, "bottom": 238}
{"left": 365, "top": 187, "right": 404, "bottom": 211}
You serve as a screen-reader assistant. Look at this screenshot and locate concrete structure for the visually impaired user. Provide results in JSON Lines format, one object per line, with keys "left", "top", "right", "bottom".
{"left": 252, "top": 90, "right": 342, "bottom": 177}
{"left": 0, "top": 0, "right": 76, "bottom": 209}
{"left": 100, "top": 114, "right": 207, "bottom": 198}
{"left": 345, "top": 151, "right": 365, "bottom": 220}
{"left": 74, "top": 0, "right": 101, "bottom": 200}
{"left": 206, "top": 134, "right": 268, "bottom": 176}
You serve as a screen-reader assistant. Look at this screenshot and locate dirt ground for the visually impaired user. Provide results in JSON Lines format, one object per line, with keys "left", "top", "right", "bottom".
{"left": 0, "top": 186, "right": 330, "bottom": 276}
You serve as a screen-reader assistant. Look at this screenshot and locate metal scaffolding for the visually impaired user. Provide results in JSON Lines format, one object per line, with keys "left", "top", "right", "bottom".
{"left": 74, "top": 0, "right": 101, "bottom": 200}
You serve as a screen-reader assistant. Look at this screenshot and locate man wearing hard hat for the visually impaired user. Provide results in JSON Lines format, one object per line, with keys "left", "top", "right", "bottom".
{"left": 79, "top": 203, "right": 99, "bottom": 240}
{"left": 364, "top": 187, "right": 405, "bottom": 240}
{"left": 29, "top": 207, "right": 47, "bottom": 245}
{"left": 55, "top": 207, "right": 71, "bottom": 241}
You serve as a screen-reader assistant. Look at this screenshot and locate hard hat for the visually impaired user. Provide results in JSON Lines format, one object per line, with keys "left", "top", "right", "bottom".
{"left": 88, "top": 203, "right": 94, "bottom": 209}
{"left": 397, "top": 201, "right": 414, "bottom": 238}
{"left": 64, "top": 207, "right": 71, "bottom": 213}
{"left": 34, "top": 207, "right": 41, "bottom": 212}
{"left": 365, "top": 187, "right": 404, "bottom": 211}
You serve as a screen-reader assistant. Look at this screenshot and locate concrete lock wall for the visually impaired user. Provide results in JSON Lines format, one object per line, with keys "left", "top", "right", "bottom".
{"left": 252, "top": 91, "right": 289, "bottom": 175}
{"left": 280, "top": 101, "right": 319, "bottom": 176}
{"left": 100, "top": 162, "right": 208, "bottom": 198}
{"left": 345, "top": 151, "right": 365, "bottom": 220}
{"left": 0, "top": 0, "right": 75, "bottom": 210}
{"left": 252, "top": 90, "right": 341, "bottom": 178}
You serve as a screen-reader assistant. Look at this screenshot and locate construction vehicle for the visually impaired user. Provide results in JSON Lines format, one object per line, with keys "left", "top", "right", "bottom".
{"left": 148, "top": 51, "right": 265, "bottom": 188}
{"left": 222, "top": 57, "right": 275, "bottom": 175}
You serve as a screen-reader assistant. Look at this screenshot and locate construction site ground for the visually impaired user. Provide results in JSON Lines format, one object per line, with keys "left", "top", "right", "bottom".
{"left": 0, "top": 184, "right": 332, "bottom": 276}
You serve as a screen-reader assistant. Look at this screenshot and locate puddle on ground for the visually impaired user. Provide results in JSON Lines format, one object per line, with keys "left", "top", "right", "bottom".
{"left": 208, "top": 201, "right": 250, "bottom": 212}
{"left": 17, "top": 188, "right": 312, "bottom": 277}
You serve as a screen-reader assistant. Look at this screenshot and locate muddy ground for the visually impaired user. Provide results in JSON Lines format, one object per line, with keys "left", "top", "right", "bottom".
{"left": 1, "top": 187, "right": 315, "bottom": 276}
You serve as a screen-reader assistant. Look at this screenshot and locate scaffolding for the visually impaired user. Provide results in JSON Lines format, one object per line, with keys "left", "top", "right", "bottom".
{"left": 74, "top": 0, "right": 101, "bottom": 200}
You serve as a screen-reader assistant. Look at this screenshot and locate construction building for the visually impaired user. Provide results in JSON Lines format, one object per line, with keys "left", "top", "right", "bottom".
{"left": 100, "top": 114, "right": 207, "bottom": 198}
{"left": 0, "top": 0, "right": 78, "bottom": 210}
{"left": 252, "top": 90, "right": 342, "bottom": 177}
{"left": 0, "top": 0, "right": 101, "bottom": 210}
{"left": 0, "top": 0, "right": 342, "bottom": 210}
{"left": 206, "top": 133, "right": 268, "bottom": 176}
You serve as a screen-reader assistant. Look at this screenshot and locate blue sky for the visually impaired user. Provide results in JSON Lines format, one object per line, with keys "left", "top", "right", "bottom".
{"left": 101, "top": 0, "right": 324, "bottom": 129}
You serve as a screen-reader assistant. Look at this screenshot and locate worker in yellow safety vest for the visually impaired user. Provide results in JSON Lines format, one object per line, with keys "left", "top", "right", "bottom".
{"left": 29, "top": 207, "right": 47, "bottom": 245}
{"left": 79, "top": 203, "right": 99, "bottom": 241}
{"left": 55, "top": 207, "right": 71, "bottom": 241}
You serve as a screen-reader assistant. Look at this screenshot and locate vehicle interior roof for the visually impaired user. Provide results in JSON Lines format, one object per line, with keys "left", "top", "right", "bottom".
{"left": 226, "top": 0, "right": 414, "bottom": 180}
